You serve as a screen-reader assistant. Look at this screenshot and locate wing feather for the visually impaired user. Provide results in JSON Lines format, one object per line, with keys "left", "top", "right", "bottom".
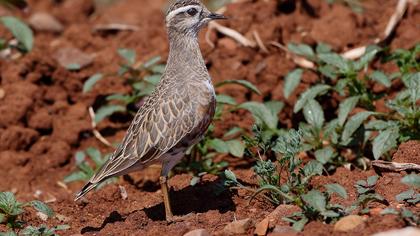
{"left": 89, "top": 86, "right": 196, "bottom": 184}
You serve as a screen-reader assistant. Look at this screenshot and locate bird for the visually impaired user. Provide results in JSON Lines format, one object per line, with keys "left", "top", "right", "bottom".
{"left": 75, "top": 0, "right": 226, "bottom": 222}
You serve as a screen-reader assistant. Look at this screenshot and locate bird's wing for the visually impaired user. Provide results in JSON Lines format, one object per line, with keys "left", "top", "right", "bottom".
{"left": 89, "top": 86, "right": 197, "bottom": 184}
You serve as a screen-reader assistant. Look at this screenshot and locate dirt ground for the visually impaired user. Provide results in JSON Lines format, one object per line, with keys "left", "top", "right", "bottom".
{"left": 0, "top": 0, "right": 419, "bottom": 235}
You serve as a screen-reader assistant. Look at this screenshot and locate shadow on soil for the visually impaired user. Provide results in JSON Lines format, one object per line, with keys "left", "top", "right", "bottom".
{"left": 81, "top": 179, "right": 235, "bottom": 233}
{"left": 144, "top": 179, "right": 235, "bottom": 221}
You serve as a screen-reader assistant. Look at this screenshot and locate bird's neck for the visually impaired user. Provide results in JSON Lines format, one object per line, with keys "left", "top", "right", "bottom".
{"left": 166, "top": 32, "right": 209, "bottom": 81}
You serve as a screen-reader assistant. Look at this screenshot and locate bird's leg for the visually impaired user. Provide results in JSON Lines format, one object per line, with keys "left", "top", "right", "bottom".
{"left": 159, "top": 175, "right": 174, "bottom": 222}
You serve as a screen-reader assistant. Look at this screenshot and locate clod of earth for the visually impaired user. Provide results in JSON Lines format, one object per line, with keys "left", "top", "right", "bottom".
{"left": 334, "top": 215, "right": 365, "bottom": 232}
{"left": 223, "top": 218, "right": 253, "bottom": 235}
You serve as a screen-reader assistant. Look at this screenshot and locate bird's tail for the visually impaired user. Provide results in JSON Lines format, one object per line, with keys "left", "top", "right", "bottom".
{"left": 74, "top": 181, "right": 98, "bottom": 201}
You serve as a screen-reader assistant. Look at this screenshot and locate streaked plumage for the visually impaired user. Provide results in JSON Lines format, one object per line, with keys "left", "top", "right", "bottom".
{"left": 75, "top": 0, "right": 226, "bottom": 222}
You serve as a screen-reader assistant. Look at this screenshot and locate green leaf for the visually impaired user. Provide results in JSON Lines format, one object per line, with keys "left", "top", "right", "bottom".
{"left": 338, "top": 96, "right": 360, "bottom": 126}
{"left": 371, "top": 71, "right": 391, "bottom": 88}
{"left": 380, "top": 208, "right": 399, "bottom": 215}
{"left": 294, "top": 85, "right": 331, "bottom": 113}
{"left": 316, "top": 43, "right": 332, "bottom": 54}
{"left": 0, "top": 16, "right": 33, "bottom": 51}
{"left": 264, "top": 101, "right": 284, "bottom": 117}
{"left": 216, "top": 94, "right": 237, "bottom": 105}
{"left": 315, "top": 147, "right": 335, "bottom": 164}
{"left": 303, "top": 160, "right": 323, "bottom": 177}
{"left": 287, "top": 43, "right": 316, "bottom": 61}
{"left": 318, "top": 53, "right": 350, "bottom": 72}
{"left": 66, "top": 63, "right": 81, "bottom": 71}
{"left": 0, "top": 213, "right": 5, "bottom": 223}
{"left": 215, "top": 80, "right": 261, "bottom": 95}
{"left": 83, "top": 73, "right": 103, "bottom": 93}
{"left": 224, "top": 169, "right": 237, "bottom": 183}
{"left": 0, "top": 192, "right": 23, "bottom": 216}
{"left": 226, "top": 140, "right": 245, "bottom": 157}
{"left": 63, "top": 171, "right": 88, "bottom": 183}
{"left": 85, "top": 147, "right": 102, "bottom": 166}
{"left": 396, "top": 189, "right": 415, "bottom": 202}
{"left": 325, "top": 183, "right": 348, "bottom": 199}
{"left": 94, "top": 105, "right": 126, "bottom": 124}
{"left": 284, "top": 69, "right": 303, "bottom": 99}
{"left": 144, "top": 74, "right": 161, "bottom": 85}
{"left": 292, "top": 217, "right": 308, "bottom": 232}
{"left": 118, "top": 48, "right": 136, "bottom": 65}
{"left": 143, "top": 56, "right": 161, "bottom": 68}
{"left": 238, "top": 102, "right": 277, "bottom": 129}
{"left": 302, "top": 190, "right": 326, "bottom": 212}
{"left": 367, "top": 175, "right": 379, "bottom": 186}
{"left": 303, "top": 99, "right": 324, "bottom": 129}
{"left": 401, "top": 174, "right": 420, "bottom": 188}
{"left": 223, "top": 127, "right": 242, "bottom": 138}
{"left": 30, "top": 200, "right": 54, "bottom": 218}
{"left": 341, "top": 111, "right": 374, "bottom": 143}
{"left": 354, "top": 45, "right": 381, "bottom": 70}
{"left": 372, "top": 128, "right": 399, "bottom": 160}
{"left": 208, "top": 138, "right": 229, "bottom": 153}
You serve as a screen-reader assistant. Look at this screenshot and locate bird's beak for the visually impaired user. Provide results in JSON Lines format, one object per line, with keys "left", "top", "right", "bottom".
{"left": 207, "top": 12, "right": 227, "bottom": 20}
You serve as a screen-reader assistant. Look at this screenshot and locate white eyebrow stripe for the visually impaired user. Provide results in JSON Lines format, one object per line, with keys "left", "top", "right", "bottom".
{"left": 166, "top": 5, "right": 200, "bottom": 21}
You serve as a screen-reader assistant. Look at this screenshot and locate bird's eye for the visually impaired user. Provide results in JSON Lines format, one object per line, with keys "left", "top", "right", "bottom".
{"left": 186, "top": 8, "right": 198, "bottom": 16}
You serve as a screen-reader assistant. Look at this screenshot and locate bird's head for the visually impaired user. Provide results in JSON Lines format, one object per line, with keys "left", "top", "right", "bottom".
{"left": 166, "top": 0, "right": 226, "bottom": 37}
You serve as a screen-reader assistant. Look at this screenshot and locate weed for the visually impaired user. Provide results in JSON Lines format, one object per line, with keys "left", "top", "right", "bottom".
{"left": 396, "top": 174, "right": 420, "bottom": 205}
{"left": 64, "top": 147, "right": 117, "bottom": 189}
{"left": 285, "top": 43, "right": 420, "bottom": 169}
{"left": 225, "top": 129, "right": 348, "bottom": 231}
{"left": 381, "top": 208, "right": 419, "bottom": 227}
{"left": 352, "top": 175, "right": 385, "bottom": 213}
{"left": 0, "top": 16, "right": 33, "bottom": 52}
{"left": 0, "top": 192, "right": 68, "bottom": 235}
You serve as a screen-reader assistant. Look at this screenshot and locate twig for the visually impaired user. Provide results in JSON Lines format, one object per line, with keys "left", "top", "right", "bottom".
{"left": 93, "top": 23, "right": 139, "bottom": 32}
{"left": 372, "top": 160, "right": 420, "bottom": 171}
{"left": 88, "top": 106, "right": 112, "bottom": 147}
{"left": 342, "top": 0, "right": 409, "bottom": 59}
{"left": 253, "top": 30, "right": 269, "bottom": 53}
{"left": 208, "top": 22, "right": 256, "bottom": 48}
{"left": 270, "top": 41, "right": 315, "bottom": 69}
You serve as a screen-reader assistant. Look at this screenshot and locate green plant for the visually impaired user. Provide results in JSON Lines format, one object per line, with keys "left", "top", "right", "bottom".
{"left": 352, "top": 175, "right": 385, "bottom": 213}
{"left": 225, "top": 129, "right": 348, "bottom": 231}
{"left": 381, "top": 208, "right": 419, "bottom": 227}
{"left": 396, "top": 174, "right": 420, "bottom": 205}
{"left": 64, "top": 147, "right": 117, "bottom": 189}
{"left": 19, "top": 225, "right": 70, "bottom": 236}
{"left": 285, "top": 43, "right": 420, "bottom": 169}
{"left": 0, "top": 16, "right": 33, "bottom": 52}
{"left": 0, "top": 192, "right": 68, "bottom": 235}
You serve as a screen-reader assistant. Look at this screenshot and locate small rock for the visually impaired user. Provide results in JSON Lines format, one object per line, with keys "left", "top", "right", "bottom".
{"left": 36, "top": 212, "right": 48, "bottom": 221}
{"left": 334, "top": 215, "right": 364, "bottom": 232}
{"left": 183, "top": 229, "right": 210, "bottom": 236}
{"left": 373, "top": 227, "right": 420, "bottom": 236}
{"left": 370, "top": 207, "right": 383, "bottom": 215}
{"left": 254, "top": 218, "right": 269, "bottom": 236}
{"left": 29, "top": 12, "right": 63, "bottom": 32}
{"left": 54, "top": 47, "right": 94, "bottom": 70}
{"left": 223, "top": 218, "right": 252, "bottom": 235}
{"left": 56, "top": 214, "right": 70, "bottom": 223}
